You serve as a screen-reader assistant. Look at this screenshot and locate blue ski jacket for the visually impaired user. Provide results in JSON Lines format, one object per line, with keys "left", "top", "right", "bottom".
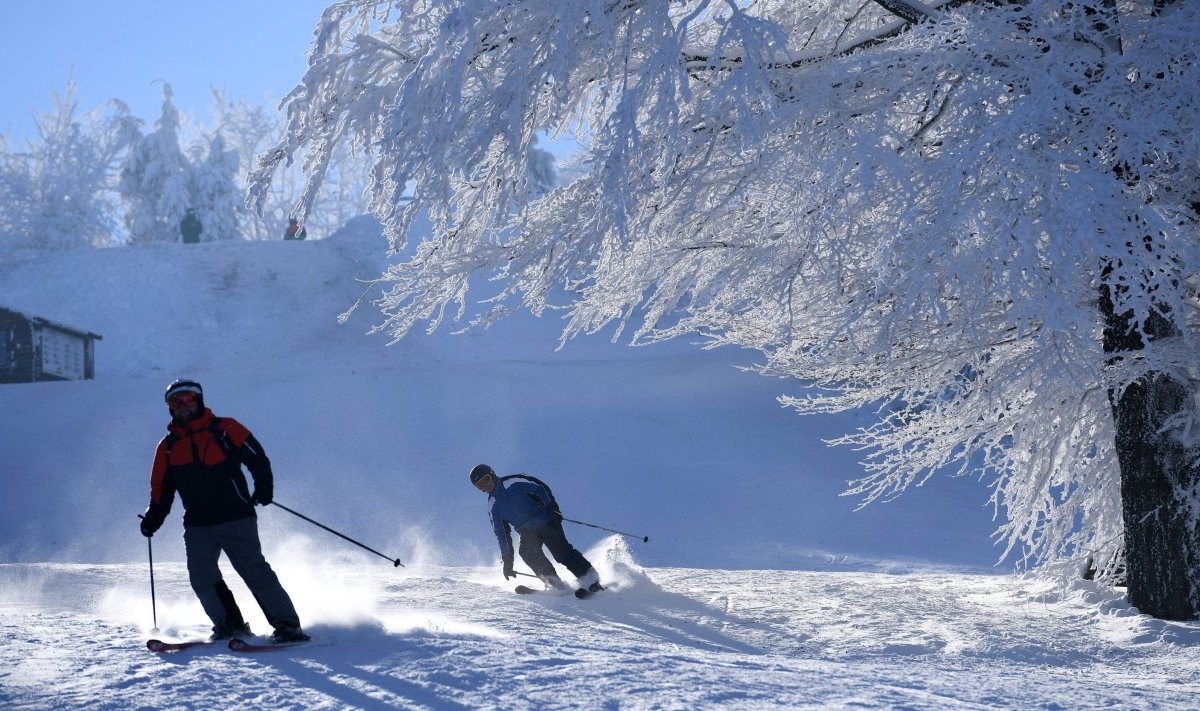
{"left": 488, "top": 475, "right": 560, "bottom": 562}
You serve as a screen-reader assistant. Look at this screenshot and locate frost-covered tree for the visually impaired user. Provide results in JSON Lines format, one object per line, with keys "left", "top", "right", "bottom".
{"left": 0, "top": 79, "right": 134, "bottom": 257}
{"left": 526, "top": 135, "right": 556, "bottom": 198}
{"left": 187, "top": 133, "right": 242, "bottom": 241}
{"left": 256, "top": 1, "right": 1200, "bottom": 618}
{"left": 210, "top": 92, "right": 288, "bottom": 240}
{"left": 214, "top": 89, "right": 375, "bottom": 240}
{"left": 119, "top": 83, "right": 193, "bottom": 244}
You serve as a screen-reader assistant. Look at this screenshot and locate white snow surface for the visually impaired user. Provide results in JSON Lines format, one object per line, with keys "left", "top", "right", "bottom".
{"left": 1, "top": 231, "right": 1197, "bottom": 708}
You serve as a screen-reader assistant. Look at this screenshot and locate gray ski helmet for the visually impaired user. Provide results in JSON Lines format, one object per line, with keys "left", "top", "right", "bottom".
{"left": 164, "top": 378, "right": 204, "bottom": 408}
{"left": 469, "top": 464, "right": 496, "bottom": 485}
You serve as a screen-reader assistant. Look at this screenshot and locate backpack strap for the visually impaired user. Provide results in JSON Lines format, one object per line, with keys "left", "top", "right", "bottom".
{"left": 163, "top": 432, "right": 180, "bottom": 457}
{"left": 207, "top": 417, "right": 237, "bottom": 461}
{"left": 163, "top": 417, "right": 235, "bottom": 462}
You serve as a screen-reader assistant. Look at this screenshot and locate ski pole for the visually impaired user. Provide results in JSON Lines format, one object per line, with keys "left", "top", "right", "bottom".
{"left": 270, "top": 502, "right": 404, "bottom": 567}
{"left": 137, "top": 514, "right": 158, "bottom": 632}
{"left": 561, "top": 516, "right": 650, "bottom": 543}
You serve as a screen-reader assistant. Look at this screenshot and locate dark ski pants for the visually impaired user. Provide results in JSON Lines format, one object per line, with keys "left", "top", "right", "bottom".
{"left": 517, "top": 519, "right": 593, "bottom": 580}
{"left": 183, "top": 516, "right": 301, "bottom": 630}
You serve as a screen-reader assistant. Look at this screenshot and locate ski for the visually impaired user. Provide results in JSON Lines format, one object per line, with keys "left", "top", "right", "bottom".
{"left": 227, "top": 637, "right": 312, "bottom": 652}
{"left": 517, "top": 583, "right": 605, "bottom": 598}
{"left": 515, "top": 584, "right": 574, "bottom": 595}
{"left": 146, "top": 638, "right": 216, "bottom": 653}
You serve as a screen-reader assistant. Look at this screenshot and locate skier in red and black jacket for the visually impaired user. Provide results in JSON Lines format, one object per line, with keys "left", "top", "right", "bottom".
{"left": 139, "top": 379, "right": 309, "bottom": 643}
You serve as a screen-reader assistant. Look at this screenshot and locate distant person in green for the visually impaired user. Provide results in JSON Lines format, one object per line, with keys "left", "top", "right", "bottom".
{"left": 180, "top": 208, "right": 203, "bottom": 244}
{"left": 283, "top": 218, "right": 307, "bottom": 241}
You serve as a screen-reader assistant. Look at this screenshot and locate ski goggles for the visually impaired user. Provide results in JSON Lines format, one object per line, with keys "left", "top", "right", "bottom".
{"left": 473, "top": 473, "right": 495, "bottom": 490}
{"left": 168, "top": 392, "right": 198, "bottom": 409}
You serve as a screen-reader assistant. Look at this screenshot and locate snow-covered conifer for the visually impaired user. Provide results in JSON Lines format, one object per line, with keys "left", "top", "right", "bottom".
{"left": 187, "top": 133, "right": 241, "bottom": 241}
{"left": 526, "top": 136, "right": 556, "bottom": 199}
{"left": 119, "top": 83, "right": 192, "bottom": 243}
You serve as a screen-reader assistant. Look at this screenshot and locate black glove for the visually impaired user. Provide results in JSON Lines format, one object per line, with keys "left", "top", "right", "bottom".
{"left": 139, "top": 510, "right": 163, "bottom": 538}
{"left": 251, "top": 486, "right": 272, "bottom": 506}
{"left": 502, "top": 559, "right": 515, "bottom": 579}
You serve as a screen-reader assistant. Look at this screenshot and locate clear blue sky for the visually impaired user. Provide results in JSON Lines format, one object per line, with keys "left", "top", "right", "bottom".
{"left": 1, "top": 1, "right": 581, "bottom": 159}
{"left": 0, "top": 1, "right": 333, "bottom": 142}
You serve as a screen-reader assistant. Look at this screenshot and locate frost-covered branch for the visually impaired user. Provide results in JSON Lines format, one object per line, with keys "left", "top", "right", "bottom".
{"left": 260, "top": 0, "right": 1200, "bottom": 575}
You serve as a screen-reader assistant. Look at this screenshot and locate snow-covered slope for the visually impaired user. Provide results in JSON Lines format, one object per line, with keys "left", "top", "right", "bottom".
{"left": 3, "top": 551, "right": 1198, "bottom": 709}
{"left": 2, "top": 234, "right": 1197, "bottom": 708}
{"left": 0, "top": 230, "right": 1003, "bottom": 570}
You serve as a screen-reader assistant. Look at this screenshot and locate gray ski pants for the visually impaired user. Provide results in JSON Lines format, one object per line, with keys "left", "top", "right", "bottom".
{"left": 183, "top": 516, "right": 301, "bottom": 629}
{"left": 517, "top": 519, "right": 593, "bottom": 580}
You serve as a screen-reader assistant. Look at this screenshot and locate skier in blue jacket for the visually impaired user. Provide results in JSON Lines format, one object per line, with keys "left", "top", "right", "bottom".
{"left": 470, "top": 464, "right": 602, "bottom": 593}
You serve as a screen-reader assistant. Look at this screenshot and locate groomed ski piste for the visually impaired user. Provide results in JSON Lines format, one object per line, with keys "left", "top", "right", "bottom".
{"left": 7, "top": 545, "right": 1200, "bottom": 708}
{"left": 2, "top": 228, "right": 1198, "bottom": 708}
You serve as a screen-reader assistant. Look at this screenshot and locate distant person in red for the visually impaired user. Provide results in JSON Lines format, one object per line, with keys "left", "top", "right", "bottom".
{"left": 283, "top": 217, "right": 307, "bottom": 241}
{"left": 139, "top": 379, "right": 309, "bottom": 643}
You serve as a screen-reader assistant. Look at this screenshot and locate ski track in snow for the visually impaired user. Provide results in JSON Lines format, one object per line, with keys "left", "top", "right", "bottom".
{"left": 2, "top": 544, "right": 1198, "bottom": 709}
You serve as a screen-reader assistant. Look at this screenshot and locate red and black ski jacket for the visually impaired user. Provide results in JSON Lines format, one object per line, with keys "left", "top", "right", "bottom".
{"left": 144, "top": 409, "right": 272, "bottom": 528}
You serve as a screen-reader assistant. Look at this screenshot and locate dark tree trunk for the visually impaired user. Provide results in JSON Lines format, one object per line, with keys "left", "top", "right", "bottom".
{"left": 1110, "top": 372, "right": 1199, "bottom": 619}
{"left": 1101, "top": 287, "right": 1200, "bottom": 620}
{"left": 1090, "top": 0, "right": 1199, "bottom": 619}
